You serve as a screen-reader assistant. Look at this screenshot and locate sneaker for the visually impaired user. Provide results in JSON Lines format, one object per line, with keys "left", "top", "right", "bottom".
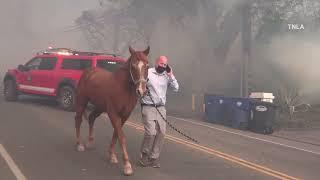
{"left": 150, "top": 158, "right": 160, "bottom": 168}
{"left": 139, "top": 153, "right": 151, "bottom": 167}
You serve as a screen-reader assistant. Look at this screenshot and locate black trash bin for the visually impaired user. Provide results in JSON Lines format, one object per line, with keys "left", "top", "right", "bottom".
{"left": 248, "top": 100, "right": 278, "bottom": 134}
{"left": 204, "top": 95, "right": 230, "bottom": 124}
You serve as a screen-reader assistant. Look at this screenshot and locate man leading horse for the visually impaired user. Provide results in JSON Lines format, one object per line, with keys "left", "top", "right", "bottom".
{"left": 139, "top": 55, "right": 179, "bottom": 168}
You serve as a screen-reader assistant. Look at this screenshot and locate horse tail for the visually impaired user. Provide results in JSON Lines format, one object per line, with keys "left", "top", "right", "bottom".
{"left": 76, "top": 68, "right": 94, "bottom": 95}
{"left": 78, "top": 68, "right": 92, "bottom": 87}
{"left": 83, "top": 68, "right": 94, "bottom": 81}
{"left": 77, "top": 67, "right": 97, "bottom": 122}
{"left": 76, "top": 68, "right": 94, "bottom": 121}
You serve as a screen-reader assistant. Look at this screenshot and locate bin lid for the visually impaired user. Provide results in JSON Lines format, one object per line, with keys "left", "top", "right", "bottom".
{"left": 249, "top": 92, "right": 275, "bottom": 99}
{"left": 204, "top": 94, "right": 231, "bottom": 104}
{"left": 231, "top": 97, "right": 251, "bottom": 110}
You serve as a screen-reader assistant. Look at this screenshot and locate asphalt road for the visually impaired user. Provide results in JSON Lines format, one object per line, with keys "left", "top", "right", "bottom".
{"left": 0, "top": 96, "right": 319, "bottom": 180}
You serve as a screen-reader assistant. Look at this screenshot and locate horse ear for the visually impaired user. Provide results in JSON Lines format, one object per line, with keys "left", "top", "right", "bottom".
{"left": 143, "top": 46, "right": 150, "bottom": 56}
{"left": 129, "top": 46, "right": 135, "bottom": 55}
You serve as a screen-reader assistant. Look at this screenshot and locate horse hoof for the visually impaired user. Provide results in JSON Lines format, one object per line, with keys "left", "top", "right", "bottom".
{"left": 85, "top": 141, "right": 95, "bottom": 150}
{"left": 76, "top": 144, "right": 85, "bottom": 152}
{"left": 123, "top": 163, "right": 133, "bottom": 176}
{"left": 110, "top": 154, "right": 118, "bottom": 164}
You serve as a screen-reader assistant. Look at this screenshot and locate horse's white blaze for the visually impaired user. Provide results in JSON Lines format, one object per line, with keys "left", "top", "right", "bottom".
{"left": 137, "top": 61, "right": 144, "bottom": 93}
{"left": 138, "top": 61, "right": 144, "bottom": 79}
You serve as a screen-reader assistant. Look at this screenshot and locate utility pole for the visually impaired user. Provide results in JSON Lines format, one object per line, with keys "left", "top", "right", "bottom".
{"left": 241, "top": 0, "right": 252, "bottom": 97}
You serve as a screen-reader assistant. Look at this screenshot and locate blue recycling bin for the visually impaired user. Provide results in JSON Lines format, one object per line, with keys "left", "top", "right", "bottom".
{"left": 229, "top": 98, "right": 251, "bottom": 130}
{"left": 204, "top": 94, "right": 231, "bottom": 124}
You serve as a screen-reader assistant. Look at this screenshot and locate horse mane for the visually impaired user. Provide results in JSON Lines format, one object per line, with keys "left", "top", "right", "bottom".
{"left": 118, "top": 55, "right": 132, "bottom": 71}
{"left": 112, "top": 55, "right": 135, "bottom": 87}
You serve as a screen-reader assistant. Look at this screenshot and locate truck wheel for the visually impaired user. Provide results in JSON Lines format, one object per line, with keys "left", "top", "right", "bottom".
{"left": 4, "top": 79, "right": 18, "bottom": 101}
{"left": 58, "top": 86, "right": 75, "bottom": 111}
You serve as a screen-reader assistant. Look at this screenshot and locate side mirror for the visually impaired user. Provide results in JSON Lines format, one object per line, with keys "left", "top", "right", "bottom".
{"left": 18, "top": 64, "right": 29, "bottom": 71}
{"left": 18, "top": 65, "right": 24, "bottom": 71}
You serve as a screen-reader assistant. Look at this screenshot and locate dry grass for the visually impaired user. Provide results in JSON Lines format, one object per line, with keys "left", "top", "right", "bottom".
{"left": 275, "top": 106, "right": 320, "bottom": 130}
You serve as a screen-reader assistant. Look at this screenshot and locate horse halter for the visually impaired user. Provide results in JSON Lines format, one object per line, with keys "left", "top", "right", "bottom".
{"left": 129, "top": 58, "right": 148, "bottom": 85}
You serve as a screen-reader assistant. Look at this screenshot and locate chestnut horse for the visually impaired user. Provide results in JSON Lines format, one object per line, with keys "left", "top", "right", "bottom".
{"left": 74, "top": 46, "right": 150, "bottom": 176}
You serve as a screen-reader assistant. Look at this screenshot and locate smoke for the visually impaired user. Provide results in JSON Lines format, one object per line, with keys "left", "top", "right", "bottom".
{"left": 136, "top": 0, "right": 320, "bottom": 105}
{"left": 0, "top": 0, "right": 97, "bottom": 74}
{"left": 265, "top": 32, "right": 320, "bottom": 104}
{"left": 0, "top": 0, "right": 243, "bottom": 100}
{"left": 128, "top": 0, "right": 245, "bottom": 96}
{"left": 3, "top": 0, "right": 318, "bottom": 105}
{"left": 104, "top": 0, "right": 245, "bottom": 113}
{"left": 147, "top": 14, "right": 237, "bottom": 96}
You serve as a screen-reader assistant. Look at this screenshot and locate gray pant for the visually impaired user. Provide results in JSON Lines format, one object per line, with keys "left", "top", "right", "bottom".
{"left": 140, "top": 106, "right": 166, "bottom": 159}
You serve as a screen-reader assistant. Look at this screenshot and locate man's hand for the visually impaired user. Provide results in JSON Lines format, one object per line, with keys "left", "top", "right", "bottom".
{"left": 166, "top": 65, "right": 173, "bottom": 77}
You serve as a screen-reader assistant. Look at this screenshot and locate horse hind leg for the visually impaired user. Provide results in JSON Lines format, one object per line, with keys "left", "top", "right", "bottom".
{"left": 85, "top": 109, "right": 102, "bottom": 149}
{"left": 75, "top": 111, "right": 85, "bottom": 151}
{"left": 74, "top": 98, "right": 89, "bottom": 152}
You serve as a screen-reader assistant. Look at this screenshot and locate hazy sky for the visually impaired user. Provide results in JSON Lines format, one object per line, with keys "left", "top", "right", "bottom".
{"left": 24, "top": 0, "right": 96, "bottom": 31}
{"left": 0, "top": 0, "right": 98, "bottom": 72}
{"left": 0, "top": 0, "right": 98, "bottom": 38}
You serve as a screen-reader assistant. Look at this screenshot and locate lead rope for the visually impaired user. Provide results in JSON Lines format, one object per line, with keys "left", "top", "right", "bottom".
{"left": 145, "top": 88, "right": 199, "bottom": 144}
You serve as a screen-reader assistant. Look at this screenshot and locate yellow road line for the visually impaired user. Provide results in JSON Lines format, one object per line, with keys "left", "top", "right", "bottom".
{"left": 126, "top": 121, "right": 299, "bottom": 180}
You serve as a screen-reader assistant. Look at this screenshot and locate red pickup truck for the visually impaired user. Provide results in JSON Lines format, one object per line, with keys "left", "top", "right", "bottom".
{"left": 3, "top": 48, "right": 126, "bottom": 111}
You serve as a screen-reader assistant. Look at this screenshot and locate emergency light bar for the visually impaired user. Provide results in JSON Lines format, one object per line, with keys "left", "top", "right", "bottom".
{"left": 36, "top": 48, "right": 75, "bottom": 56}
{"left": 36, "top": 47, "right": 119, "bottom": 57}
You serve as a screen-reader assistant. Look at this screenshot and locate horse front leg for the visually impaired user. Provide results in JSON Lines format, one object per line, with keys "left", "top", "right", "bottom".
{"left": 108, "top": 130, "right": 119, "bottom": 164}
{"left": 110, "top": 115, "right": 133, "bottom": 176}
{"left": 108, "top": 120, "right": 125, "bottom": 164}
